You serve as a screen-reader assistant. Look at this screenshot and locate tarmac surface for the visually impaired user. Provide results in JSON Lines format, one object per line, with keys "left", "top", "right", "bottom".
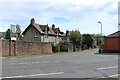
{"left": 1, "top": 48, "right": 119, "bottom": 79}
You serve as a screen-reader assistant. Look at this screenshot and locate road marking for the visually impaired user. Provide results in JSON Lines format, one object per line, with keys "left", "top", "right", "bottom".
{"left": 0, "top": 57, "right": 6, "bottom": 59}
{"left": 2, "top": 72, "right": 64, "bottom": 78}
{"left": 10, "top": 63, "right": 15, "bottom": 64}
{"left": 109, "top": 74, "right": 120, "bottom": 77}
{"left": 42, "top": 61, "right": 50, "bottom": 63}
{"left": 34, "top": 62, "right": 40, "bottom": 63}
{"left": 19, "top": 62, "right": 29, "bottom": 64}
{"left": 97, "top": 66, "right": 118, "bottom": 70}
{"left": 54, "top": 61, "right": 61, "bottom": 63}
{"left": 87, "top": 74, "right": 120, "bottom": 80}
{"left": 87, "top": 78, "right": 98, "bottom": 80}
{"left": 18, "top": 62, "right": 40, "bottom": 64}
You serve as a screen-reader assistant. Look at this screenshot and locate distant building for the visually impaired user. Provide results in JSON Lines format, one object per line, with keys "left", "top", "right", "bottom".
{"left": 104, "top": 30, "right": 120, "bottom": 53}
{"left": 61, "top": 31, "right": 71, "bottom": 41}
{"left": 92, "top": 38, "right": 97, "bottom": 48}
{"left": 0, "top": 32, "right": 6, "bottom": 39}
{"left": 22, "top": 18, "right": 64, "bottom": 44}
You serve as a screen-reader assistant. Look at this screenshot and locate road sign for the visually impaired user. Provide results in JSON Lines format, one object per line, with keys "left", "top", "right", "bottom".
{"left": 11, "top": 34, "right": 17, "bottom": 40}
{"left": 10, "top": 24, "right": 16, "bottom": 33}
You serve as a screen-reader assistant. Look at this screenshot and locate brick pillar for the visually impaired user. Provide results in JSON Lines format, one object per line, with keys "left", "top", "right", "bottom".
{"left": 14, "top": 40, "right": 17, "bottom": 56}
{"left": 0, "top": 40, "right": 2, "bottom": 56}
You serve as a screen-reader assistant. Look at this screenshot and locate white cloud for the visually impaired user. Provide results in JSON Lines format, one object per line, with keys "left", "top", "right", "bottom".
{"left": 0, "top": 0, "right": 119, "bottom": 35}
{"left": 0, "top": 22, "right": 10, "bottom": 31}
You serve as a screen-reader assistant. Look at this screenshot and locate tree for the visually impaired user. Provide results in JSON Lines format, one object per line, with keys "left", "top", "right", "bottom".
{"left": 16, "top": 24, "right": 23, "bottom": 40}
{"left": 82, "top": 34, "right": 93, "bottom": 49}
{"left": 69, "top": 30, "right": 81, "bottom": 48}
{"left": 5, "top": 28, "right": 11, "bottom": 40}
{"left": 91, "top": 34, "right": 105, "bottom": 46}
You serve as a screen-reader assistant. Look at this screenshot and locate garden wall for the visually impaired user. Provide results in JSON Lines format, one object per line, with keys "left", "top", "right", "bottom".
{"left": 1, "top": 40, "right": 52, "bottom": 56}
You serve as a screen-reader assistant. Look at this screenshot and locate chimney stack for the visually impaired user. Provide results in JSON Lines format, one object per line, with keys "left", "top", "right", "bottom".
{"left": 52, "top": 24, "right": 55, "bottom": 28}
{"left": 30, "top": 18, "right": 35, "bottom": 24}
{"left": 66, "top": 30, "right": 69, "bottom": 37}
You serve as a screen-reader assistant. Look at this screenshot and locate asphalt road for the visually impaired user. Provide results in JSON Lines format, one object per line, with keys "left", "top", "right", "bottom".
{"left": 1, "top": 48, "right": 119, "bottom": 79}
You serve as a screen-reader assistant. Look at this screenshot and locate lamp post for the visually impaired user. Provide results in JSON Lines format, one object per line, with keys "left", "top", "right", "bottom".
{"left": 98, "top": 21, "right": 102, "bottom": 45}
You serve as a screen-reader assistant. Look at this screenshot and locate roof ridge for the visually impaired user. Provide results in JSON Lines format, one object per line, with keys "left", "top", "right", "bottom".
{"left": 34, "top": 23, "right": 48, "bottom": 26}
{"left": 107, "top": 30, "right": 120, "bottom": 37}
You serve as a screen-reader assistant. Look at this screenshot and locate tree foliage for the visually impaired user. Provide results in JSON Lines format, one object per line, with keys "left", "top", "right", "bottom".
{"left": 5, "top": 28, "right": 11, "bottom": 40}
{"left": 16, "top": 24, "right": 23, "bottom": 40}
{"left": 91, "top": 33, "right": 105, "bottom": 45}
{"left": 82, "top": 34, "right": 93, "bottom": 49}
{"left": 69, "top": 30, "right": 81, "bottom": 47}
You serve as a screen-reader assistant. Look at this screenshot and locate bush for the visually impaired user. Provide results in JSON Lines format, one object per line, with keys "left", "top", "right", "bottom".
{"left": 59, "top": 40, "right": 69, "bottom": 52}
{"left": 60, "top": 44, "right": 68, "bottom": 52}
{"left": 52, "top": 44, "right": 60, "bottom": 53}
{"left": 83, "top": 44, "right": 88, "bottom": 50}
{"left": 59, "top": 40, "right": 69, "bottom": 45}
{"left": 100, "top": 43, "right": 104, "bottom": 49}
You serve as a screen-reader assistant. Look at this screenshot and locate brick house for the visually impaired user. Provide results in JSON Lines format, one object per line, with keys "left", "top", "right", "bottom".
{"left": 0, "top": 32, "right": 6, "bottom": 39}
{"left": 61, "top": 31, "right": 71, "bottom": 41}
{"left": 22, "top": 18, "right": 63, "bottom": 44}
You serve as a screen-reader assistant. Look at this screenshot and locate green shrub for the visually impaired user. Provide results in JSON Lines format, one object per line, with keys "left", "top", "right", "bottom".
{"left": 59, "top": 40, "right": 69, "bottom": 45}
{"left": 52, "top": 44, "right": 60, "bottom": 53}
{"left": 83, "top": 44, "right": 88, "bottom": 50}
{"left": 100, "top": 43, "right": 104, "bottom": 49}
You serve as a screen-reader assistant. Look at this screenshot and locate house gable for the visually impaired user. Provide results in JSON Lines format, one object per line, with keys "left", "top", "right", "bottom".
{"left": 23, "top": 25, "right": 41, "bottom": 42}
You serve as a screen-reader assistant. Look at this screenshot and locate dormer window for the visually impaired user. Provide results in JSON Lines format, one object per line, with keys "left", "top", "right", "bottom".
{"left": 34, "top": 32, "right": 38, "bottom": 38}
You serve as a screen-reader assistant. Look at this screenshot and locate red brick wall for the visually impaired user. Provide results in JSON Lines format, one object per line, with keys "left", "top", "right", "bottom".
{"left": 104, "top": 37, "right": 120, "bottom": 50}
{"left": 2, "top": 40, "right": 10, "bottom": 56}
{"left": 2, "top": 40, "right": 52, "bottom": 56}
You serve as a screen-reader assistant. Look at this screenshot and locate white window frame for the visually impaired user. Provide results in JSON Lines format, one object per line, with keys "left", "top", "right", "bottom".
{"left": 34, "top": 32, "right": 38, "bottom": 38}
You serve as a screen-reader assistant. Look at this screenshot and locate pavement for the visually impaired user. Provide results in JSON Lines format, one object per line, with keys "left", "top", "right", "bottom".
{"left": 1, "top": 48, "right": 119, "bottom": 79}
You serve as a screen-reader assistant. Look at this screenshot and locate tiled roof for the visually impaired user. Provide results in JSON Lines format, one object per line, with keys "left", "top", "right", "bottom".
{"left": 0, "top": 32, "right": 6, "bottom": 37}
{"left": 61, "top": 33, "right": 66, "bottom": 36}
{"left": 48, "top": 27, "right": 57, "bottom": 35}
{"left": 34, "top": 23, "right": 48, "bottom": 27}
{"left": 22, "top": 19, "right": 65, "bottom": 36}
{"left": 33, "top": 24, "right": 44, "bottom": 34}
{"left": 0, "top": 32, "right": 6, "bottom": 35}
{"left": 33, "top": 23, "right": 58, "bottom": 36}
{"left": 52, "top": 28, "right": 60, "bottom": 33}
{"left": 107, "top": 30, "right": 120, "bottom": 37}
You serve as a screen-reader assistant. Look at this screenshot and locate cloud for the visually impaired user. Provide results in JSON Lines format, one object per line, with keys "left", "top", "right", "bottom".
{"left": 0, "top": 0, "right": 119, "bottom": 35}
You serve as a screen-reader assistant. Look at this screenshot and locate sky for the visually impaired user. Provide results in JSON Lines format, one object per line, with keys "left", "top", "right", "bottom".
{"left": 0, "top": 0, "right": 119, "bottom": 35}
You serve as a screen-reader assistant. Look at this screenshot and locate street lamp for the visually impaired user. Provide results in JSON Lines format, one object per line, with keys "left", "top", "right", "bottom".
{"left": 98, "top": 21, "right": 102, "bottom": 44}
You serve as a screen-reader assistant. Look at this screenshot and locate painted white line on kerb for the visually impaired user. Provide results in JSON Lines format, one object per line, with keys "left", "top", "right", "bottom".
{"left": 97, "top": 66, "right": 118, "bottom": 70}
{"left": 2, "top": 72, "right": 64, "bottom": 78}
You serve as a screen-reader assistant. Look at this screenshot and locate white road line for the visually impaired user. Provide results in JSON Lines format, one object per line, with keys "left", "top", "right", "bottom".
{"left": 97, "top": 66, "right": 118, "bottom": 70}
{"left": 10, "top": 63, "right": 15, "bottom": 64}
{"left": 0, "top": 57, "right": 6, "bottom": 58}
{"left": 54, "top": 61, "right": 61, "bottom": 63}
{"left": 2, "top": 72, "right": 64, "bottom": 78}
{"left": 42, "top": 61, "right": 50, "bottom": 63}
{"left": 34, "top": 62, "right": 40, "bottom": 63}
{"left": 18, "top": 62, "right": 40, "bottom": 64}
{"left": 31, "top": 62, "right": 40, "bottom": 64}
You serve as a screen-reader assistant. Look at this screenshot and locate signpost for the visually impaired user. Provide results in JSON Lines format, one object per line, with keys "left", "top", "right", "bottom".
{"left": 10, "top": 24, "right": 17, "bottom": 56}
